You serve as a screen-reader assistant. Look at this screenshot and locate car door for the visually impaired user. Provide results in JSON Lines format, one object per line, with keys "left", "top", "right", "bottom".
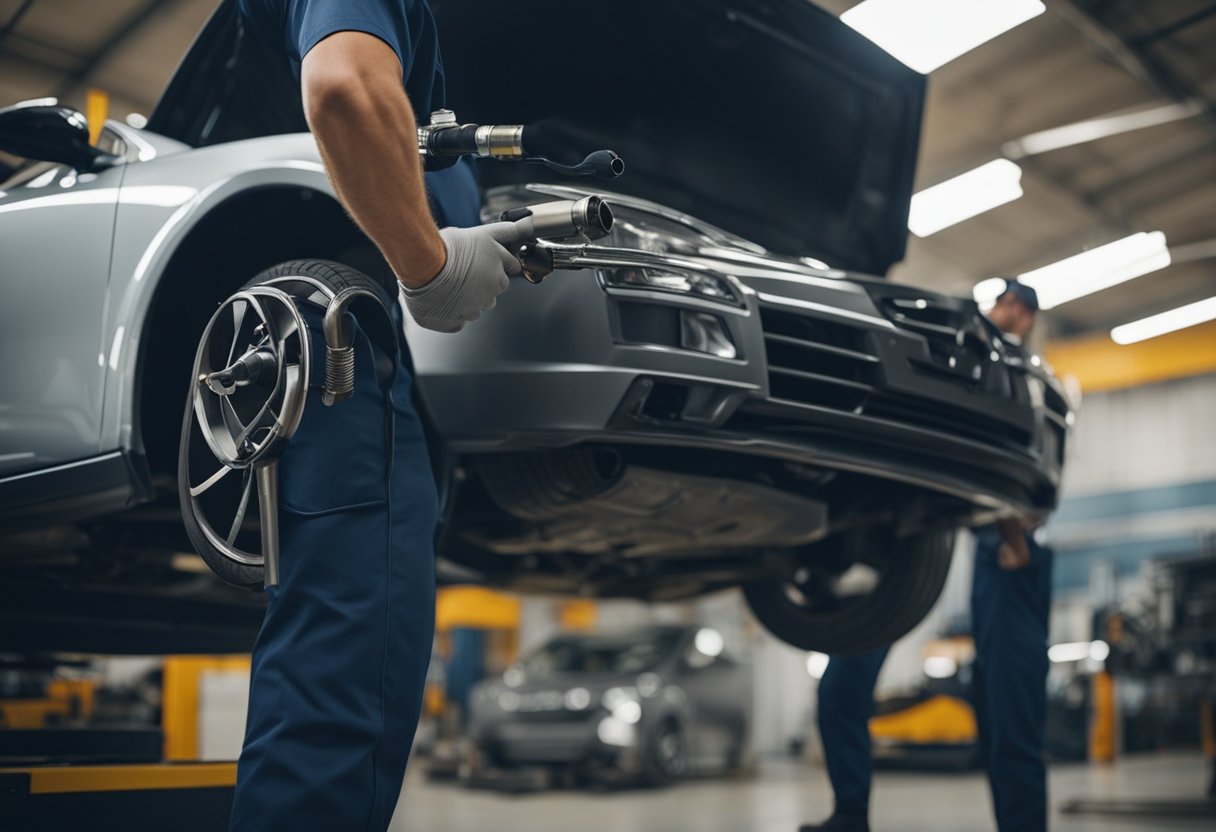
{"left": 0, "top": 130, "right": 126, "bottom": 476}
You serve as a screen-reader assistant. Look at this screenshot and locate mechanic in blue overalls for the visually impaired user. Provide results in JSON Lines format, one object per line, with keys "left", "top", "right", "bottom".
{"left": 230, "top": 1, "right": 522, "bottom": 829}
{"left": 801, "top": 281, "right": 1054, "bottom": 832}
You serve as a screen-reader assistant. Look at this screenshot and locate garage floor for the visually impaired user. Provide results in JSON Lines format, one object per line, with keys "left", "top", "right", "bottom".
{"left": 391, "top": 752, "right": 1211, "bottom": 832}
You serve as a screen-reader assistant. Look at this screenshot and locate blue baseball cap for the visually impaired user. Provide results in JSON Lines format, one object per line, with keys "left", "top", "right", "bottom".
{"left": 1001, "top": 280, "right": 1039, "bottom": 314}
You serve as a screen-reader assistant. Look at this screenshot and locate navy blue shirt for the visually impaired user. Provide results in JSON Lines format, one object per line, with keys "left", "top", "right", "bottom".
{"left": 239, "top": 0, "right": 445, "bottom": 117}
{"left": 239, "top": 0, "right": 481, "bottom": 228}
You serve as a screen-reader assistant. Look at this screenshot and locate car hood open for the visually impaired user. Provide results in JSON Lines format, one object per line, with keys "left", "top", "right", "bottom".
{"left": 151, "top": 0, "right": 924, "bottom": 275}
{"left": 432, "top": 0, "right": 924, "bottom": 275}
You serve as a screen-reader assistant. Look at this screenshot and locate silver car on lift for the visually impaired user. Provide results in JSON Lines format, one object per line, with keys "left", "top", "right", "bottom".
{"left": 0, "top": 0, "right": 1069, "bottom": 656}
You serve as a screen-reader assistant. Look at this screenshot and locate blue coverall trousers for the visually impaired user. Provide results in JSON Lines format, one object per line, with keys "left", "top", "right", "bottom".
{"left": 229, "top": 300, "right": 438, "bottom": 831}
{"left": 817, "top": 529, "right": 1053, "bottom": 831}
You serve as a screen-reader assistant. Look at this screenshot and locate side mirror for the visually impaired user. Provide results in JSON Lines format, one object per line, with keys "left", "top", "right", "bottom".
{"left": 0, "top": 100, "right": 118, "bottom": 171}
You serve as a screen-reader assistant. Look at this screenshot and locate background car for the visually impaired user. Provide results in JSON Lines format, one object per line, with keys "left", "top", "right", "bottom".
{"left": 0, "top": 0, "right": 1068, "bottom": 657}
{"left": 468, "top": 625, "right": 749, "bottom": 785}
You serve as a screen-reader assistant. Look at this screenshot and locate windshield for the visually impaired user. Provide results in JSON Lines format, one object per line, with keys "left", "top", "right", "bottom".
{"left": 522, "top": 630, "right": 682, "bottom": 678}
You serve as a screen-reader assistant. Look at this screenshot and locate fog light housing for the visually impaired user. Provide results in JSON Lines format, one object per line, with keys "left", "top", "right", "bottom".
{"left": 681, "top": 311, "right": 736, "bottom": 358}
{"left": 600, "top": 267, "right": 742, "bottom": 306}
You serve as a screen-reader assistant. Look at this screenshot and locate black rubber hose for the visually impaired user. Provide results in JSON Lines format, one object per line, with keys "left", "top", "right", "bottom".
{"left": 426, "top": 124, "right": 480, "bottom": 157}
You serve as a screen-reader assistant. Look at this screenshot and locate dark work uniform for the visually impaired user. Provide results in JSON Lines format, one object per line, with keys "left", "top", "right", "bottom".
{"left": 817, "top": 528, "right": 1053, "bottom": 832}
{"left": 231, "top": 2, "right": 476, "bottom": 829}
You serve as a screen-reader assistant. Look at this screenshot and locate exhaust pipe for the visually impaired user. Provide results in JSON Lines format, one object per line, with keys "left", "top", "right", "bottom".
{"left": 500, "top": 195, "right": 614, "bottom": 243}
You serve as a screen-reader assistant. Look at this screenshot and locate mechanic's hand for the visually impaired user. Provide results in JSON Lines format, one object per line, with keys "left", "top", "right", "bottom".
{"left": 995, "top": 516, "right": 1032, "bottom": 571}
{"left": 402, "top": 222, "right": 524, "bottom": 332}
{"left": 997, "top": 540, "right": 1032, "bottom": 570}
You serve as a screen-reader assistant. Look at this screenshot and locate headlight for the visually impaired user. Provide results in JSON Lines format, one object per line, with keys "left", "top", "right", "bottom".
{"left": 498, "top": 691, "right": 520, "bottom": 712}
{"left": 613, "top": 700, "right": 642, "bottom": 725}
{"left": 564, "top": 687, "right": 591, "bottom": 711}
{"left": 602, "top": 686, "right": 638, "bottom": 710}
{"left": 600, "top": 267, "right": 743, "bottom": 307}
{"left": 603, "top": 686, "right": 642, "bottom": 724}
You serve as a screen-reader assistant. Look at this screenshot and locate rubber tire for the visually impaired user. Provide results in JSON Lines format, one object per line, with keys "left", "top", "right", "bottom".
{"left": 177, "top": 259, "right": 392, "bottom": 589}
{"left": 642, "top": 719, "right": 687, "bottom": 786}
{"left": 743, "top": 530, "right": 954, "bottom": 656}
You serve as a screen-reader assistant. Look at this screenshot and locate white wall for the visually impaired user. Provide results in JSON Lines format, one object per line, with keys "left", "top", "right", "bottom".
{"left": 1058, "top": 372, "right": 1216, "bottom": 498}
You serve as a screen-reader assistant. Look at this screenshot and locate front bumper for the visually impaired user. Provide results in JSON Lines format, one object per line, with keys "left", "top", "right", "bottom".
{"left": 472, "top": 714, "right": 638, "bottom": 770}
{"left": 408, "top": 252, "right": 1069, "bottom": 514}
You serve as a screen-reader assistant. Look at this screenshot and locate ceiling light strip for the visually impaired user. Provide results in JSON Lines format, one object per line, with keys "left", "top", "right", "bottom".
{"left": 908, "top": 159, "right": 1023, "bottom": 237}
{"left": 842, "top": 0, "right": 1046, "bottom": 74}
{"left": 1017, "top": 231, "right": 1171, "bottom": 310}
{"left": 1111, "top": 297, "right": 1216, "bottom": 345}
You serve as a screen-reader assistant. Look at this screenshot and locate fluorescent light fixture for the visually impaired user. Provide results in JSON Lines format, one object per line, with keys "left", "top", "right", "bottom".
{"left": 1047, "top": 641, "right": 1091, "bottom": 663}
{"left": 1004, "top": 99, "right": 1204, "bottom": 159}
{"left": 842, "top": 0, "right": 1046, "bottom": 74}
{"left": 1018, "top": 231, "right": 1170, "bottom": 310}
{"left": 909, "top": 159, "right": 1023, "bottom": 237}
{"left": 973, "top": 276, "right": 1008, "bottom": 309}
{"left": 1111, "top": 296, "right": 1216, "bottom": 345}
{"left": 1049, "top": 641, "right": 1110, "bottom": 663}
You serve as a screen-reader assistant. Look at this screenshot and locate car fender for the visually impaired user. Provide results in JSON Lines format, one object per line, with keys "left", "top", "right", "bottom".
{"left": 100, "top": 133, "right": 335, "bottom": 454}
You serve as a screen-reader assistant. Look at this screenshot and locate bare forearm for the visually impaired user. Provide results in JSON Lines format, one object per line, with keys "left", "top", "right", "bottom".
{"left": 302, "top": 33, "right": 445, "bottom": 288}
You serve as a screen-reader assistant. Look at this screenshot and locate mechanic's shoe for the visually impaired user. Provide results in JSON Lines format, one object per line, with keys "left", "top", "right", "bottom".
{"left": 798, "top": 810, "right": 870, "bottom": 832}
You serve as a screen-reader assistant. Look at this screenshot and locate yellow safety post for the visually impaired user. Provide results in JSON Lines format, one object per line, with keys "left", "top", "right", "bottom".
{"left": 162, "top": 656, "right": 251, "bottom": 761}
{"left": 1089, "top": 671, "right": 1116, "bottom": 762}
{"left": 434, "top": 586, "right": 520, "bottom": 631}
{"left": 560, "top": 599, "right": 597, "bottom": 631}
{"left": 85, "top": 89, "right": 109, "bottom": 146}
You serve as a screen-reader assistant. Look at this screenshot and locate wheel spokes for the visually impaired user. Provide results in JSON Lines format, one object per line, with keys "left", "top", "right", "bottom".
{"left": 190, "top": 463, "right": 233, "bottom": 497}
{"left": 227, "top": 468, "right": 254, "bottom": 545}
{"left": 226, "top": 298, "right": 248, "bottom": 368}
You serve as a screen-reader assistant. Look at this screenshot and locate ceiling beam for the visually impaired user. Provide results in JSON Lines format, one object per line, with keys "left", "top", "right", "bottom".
{"left": 1054, "top": 0, "right": 1216, "bottom": 136}
{"left": 1, "top": 47, "right": 153, "bottom": 110}
{"left": 1083, "top": 132, "right": 1213, "bottom": 204}
{"left": 54, "top": 0, "right": 184, "bottom": 100}
{"left": 1131, "top": 3, "right": 1216, "bottom": 46}
{"left": 0, "top": 0, "right": 39, "bottom": 50}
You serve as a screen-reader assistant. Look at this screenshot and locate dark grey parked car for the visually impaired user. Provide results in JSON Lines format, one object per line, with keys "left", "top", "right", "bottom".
{"left": 0, "top": 0, "right": 1070, "bottom": 655}
{"left": 469, "top": 625, "right": 749, "bottom": 784}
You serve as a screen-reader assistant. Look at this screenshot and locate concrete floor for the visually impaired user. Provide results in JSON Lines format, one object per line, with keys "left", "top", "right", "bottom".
{"left": 390, "top": 752, "right": 1212, "bottom": 832}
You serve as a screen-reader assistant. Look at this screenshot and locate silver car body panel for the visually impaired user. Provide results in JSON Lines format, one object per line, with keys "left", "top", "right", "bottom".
{"left": 0, "top": 159, "right": 123, "bottom": 475}
{"left": 2, "top": 126, "right": 1067, "bottom": 526}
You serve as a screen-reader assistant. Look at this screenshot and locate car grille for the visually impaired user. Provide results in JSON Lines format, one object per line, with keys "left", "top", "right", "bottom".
{"left": 760, "top": 306, "right": 880, "bottom": 411}
{"left": 754, "top": 299, "right": 1035, "bottom": 448}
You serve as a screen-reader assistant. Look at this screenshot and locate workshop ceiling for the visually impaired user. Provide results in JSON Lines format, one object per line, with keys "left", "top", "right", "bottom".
{"left": 1, "top": 0, "right": 1213, "bottom": 340}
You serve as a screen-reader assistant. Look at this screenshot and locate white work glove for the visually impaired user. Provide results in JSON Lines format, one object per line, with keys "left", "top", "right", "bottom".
{"left": 401, "top": 222, "right": 524, "bottom": 332}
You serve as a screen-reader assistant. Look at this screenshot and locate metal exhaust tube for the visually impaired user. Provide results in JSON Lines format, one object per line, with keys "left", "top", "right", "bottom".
{"left": 501, "top": 196, "right": 614, "bottom": 242}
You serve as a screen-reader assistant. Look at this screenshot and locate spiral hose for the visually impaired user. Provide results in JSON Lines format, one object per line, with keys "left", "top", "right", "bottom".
{"left": 323, "top": 345, "right": 356, "bottom": 406}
